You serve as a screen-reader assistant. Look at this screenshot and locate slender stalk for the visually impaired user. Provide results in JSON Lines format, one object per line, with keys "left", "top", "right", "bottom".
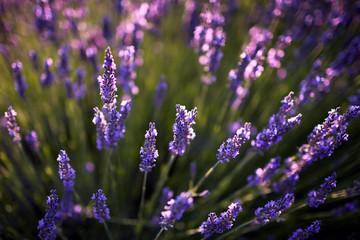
{"left": 139, "top": 172, "right": 148, "bottom": 220}
{"left": 104, "top": 221, "right": 114, "bottom": 240}
{"left": 215, "top": 218, "right": 255, "bottom": 240}
{"left": 192, "top": 161, "right": 221, "bottom": 193}
{"left": 102, "top": 149, "right": 114, "bottom": 193}
{"left": 154, "top": 228, "right": 164, "bottom": 240}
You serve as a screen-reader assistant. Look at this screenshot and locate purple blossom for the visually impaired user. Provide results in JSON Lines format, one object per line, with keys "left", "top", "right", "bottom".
{"left": 93, "top": 107, "right": 107, "bottom": 149}
{"left": 58, "top": 45, "right": 70, "bottom": 78}
{"left": 228, "top": 52, "right": 251, "bottom": 93}
{"left": 216, "top": 123, "right": 251, "bottom": 163}
{"left": 25, "top": 130, "right": 40, "bottom": 151}
{"left": 200, "top": 201, "right": 242, "bottom": 238}
{"left": 288, "top": 220, "right": 321, "bottom": 240}
{"left": 12, "top": 60, "right": 27, "bottom": 100}
{"left": 348, "top": 89, "right": 360, "bottom": 105}
{"left": 298, "top": 106, "right": 360, "bottom": 167}
{"left": 4, "top": 106, "right": 21, "bottom": 143}
{"left": 33, "top": 0, "right": 57, "bottom": 41}
{"left": 252, "top": 92, "right": 302, "bottom": 153}
{"left": 60, "top": 189, "right": 74, "bottom": 219}
{"left": 57, "top": 150, "right": 75, "bottom": 191}
{"left": 154, "top": 76, "right": 167, "bottom": 108}
{"left": 38, "top": 190, "right": 59, "bottom": 240}
{"left": 102, "top": 16, "right": 113, "bottom": 41}
{"left": 307, "top": 172, "right": 336, "bottom": 208}
{"left": 40, "top": 58, "right": 55, "bottom": 87}
{"left": 248, "top": 157, "right": 281, "bottom": 186}
{"left": 86, "top": 46, "right": 100, "bottom": 74}
{"left": 139, "top": 122, "right": 158, "bottom": 172}
{"left": 255, "top": 193, "right": 295, "bottom": 225}
{"left": 169, "top": 104, "right": 197, "bottom": 156}
{"left": 72, "top": 68, "right": 86, "bottom": 99}
{"left": 160, "top": 191, "right": 193, "bottom": 230}
{"left": 331, "top": 200, "right": 358, "bottom": 216}
{"left": 91, "top": 189, "right": 110, "bottom": 223}
{"left": 29, "top": 50, "right": 39, "bottom": 71}
{"left": 118, "top": 46, "right": 138, "bottom": 95}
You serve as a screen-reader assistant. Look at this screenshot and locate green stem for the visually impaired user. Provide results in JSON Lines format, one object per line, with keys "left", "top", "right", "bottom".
{"left": 215, "top": 218, "right": 255, "bottom": 240}
{"left": 104, "top": 221, "right": 114, "bottom": 240}
{"left": 192, "top": 161, "right": 220, "bottom": 193}
{"left": 135, "top": 172, "right": 148, "bottom": 237}
{"left": 154, "top": 228, "right": 164, "bottom": 240}
{"left": 102, "top": 149, "right": 114, "bottom": 193}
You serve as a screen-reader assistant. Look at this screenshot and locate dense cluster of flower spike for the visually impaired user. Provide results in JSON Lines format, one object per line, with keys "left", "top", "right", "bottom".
{"left": 118, "top": 46, "right": 138, "bottom": 95}
{"left": 192, "top": 0, "right": 225, "bottom": 84}
{"left": 199, "top": 201, "right": 242, "bottom": 238}
{"left": 71, "top": 68, "right": 87, "bottom": 99}
{"left": 247, "top": 157, "right": 281, "bottom": 186}
{"left": 169, "top": 104, "right": 197, "bottom": 156}
{"left": 57, "top": 150, "right": 75, "bottom": 191}
{"left": 307, "top": 172, "right": 336, "bottom": 208}
{"left": 33, "top": 0, "right": 57, "bottom": 41}
{"left": 12, "top": 60, "right": 27, "bottom": 100}
{"left": 255, "top": 193, "right": 295, "bottom": 225}
{"left": 252, "top": 92, "right": 302, "bottom": 153}
{"left": 154, "top": 76, "right": 167, "bottom": 108}
{"left": 91, "top": 189, "right": 110, "bottom": 223}
{"left": 58, "top": 45, "right": 70, "bottom": 78}
{"left": 40, "top": 58, "right": 55, "bottom": 87}
{"left": 93, "top": 47, "right": 131, "bottom": 149}
{"left": 159, "top": 191, "right": 193, "bottom": 230}
{"left": 4, "top": 106, "right": 21, "bottom": 143}
{"left": 38, "top": 190, "right": 59, "bottom": 240}
{"left": 29, "top": 50, "right": 39, "bottom": 71}
{"left": 139, "top": 122, "right": 158, "bottom": 172}
{"left": 216, "top": 122, "right": 251, "bottom": 163}
{"left": 25, "top": 130, "right": 40, "bottom": 151}
{"left": 288, "top": 220, "right": 322, "bottom": 240}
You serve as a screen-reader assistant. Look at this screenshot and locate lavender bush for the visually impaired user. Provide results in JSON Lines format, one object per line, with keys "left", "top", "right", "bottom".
{"left": 0, "top": 1, "right": 360, "bottom": 239}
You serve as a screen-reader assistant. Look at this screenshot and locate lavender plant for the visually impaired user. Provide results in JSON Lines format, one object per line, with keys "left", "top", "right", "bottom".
{"left": 1, "top": 1, "right": 360, "bottom": 240}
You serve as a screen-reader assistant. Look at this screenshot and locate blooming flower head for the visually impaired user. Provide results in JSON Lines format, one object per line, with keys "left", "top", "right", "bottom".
{"left": 40, "top": 58, "right": 55, "bottom": 87}
{"left": 160, "top": 191, "right": 193, "bottom": 230}
{"left": 307, "top": 172, "right": 336, "bottom": 208}
{"left": 154, "top": 76, "right": 167, "bottom": 108}
{"left": 57, "top": 150, "right": 75, "bottom": 190}
{"left": 248, "top": 157, "right": 281, "bottom": 186}
{"left": 252, "top": 92, "right": 302, "bottom": 153}
{"left": 91, "top": 189, "right": 110, "bottom": 223}
{"left": 169, "top": 104, "right": 197, "bottom": 156}
{"left": 4, "top": 106, "right": 21, "bottom": 143}
{"left": 38, "top": 190, "right": 59, "bottom": 240}
{"left": 139, "top": 122, "right": 158, "bottom": 172}
{"left": 25, "top": 130, "right": 40, "bottom": 151}
{"left": 216, "top": 123, "right": 251, "bottom": 163}
{"left": 12, "top": 60, "right": 27, "bottom": 100}
{"left": 200, "top": 201, "right": 242, "bottom": 238}
{"left": 58, "top": 45, "right": 70, "bottom": 77}
{"left": 288, "top": 220, "right": 321, "bottom": 240}
{"left": 118, "top": 45, "right": 138, "bottom": 95}
{"left": 255, "top": 193, "right": 295, "bottom": 225}
{"left": 93, "top": 107, "right": 107, "bottom": 149}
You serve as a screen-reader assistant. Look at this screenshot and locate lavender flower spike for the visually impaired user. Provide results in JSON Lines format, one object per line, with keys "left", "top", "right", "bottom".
{"left": 25, "top": 130, "right": 40, "bottom": 151}
{"left": 160, "top": 191, "right": 193, "bottom": 230}
{"left": 91, "top": 189, "right": 110, "bottom": 223}
{"left": 288, "top": 220, "right": 322, "bottom": 240}
{"left": 255, "top": 193, "right": 295, "bottom": 225}
{"left": 169, "top": 104, "right": 197, "bottom": 156}
{"left": 139, "top": 122, "right": 159, "bottom": 172}
{"left": 98, "top": 47, "right": 118, "bottom": 112}
{"left": 57, "top": 150, "right": 75, "bottom": 191}
{"left": 4, "top": 106, "right": 21, "bottom": 143}
{"left": 307, "top": 172, "right": 336, "bottom": 208}
{"left": 200, "top": 201, "right": 242, "bottom": 238}
{"left": 217, "top": 123, "right": 251, "bottom": 163}
{"left": 248, "top": 157, "right": 281, "bottom": 186}
{"left": 40, "top": 58, "right": 55, "bottom": 87}
{"left": 38, "top": 190, "right": 59, "bottom": 240}
{"left": 93, "top": 107, "right": 107, "bottom": 150}
{"left": 12, "top": 60, "right": 27, "bottom": 99}
{"left": 252, "top": 92, "right": 302, "bottom": 153}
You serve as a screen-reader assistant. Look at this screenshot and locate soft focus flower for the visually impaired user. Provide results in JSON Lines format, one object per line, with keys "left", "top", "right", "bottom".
{"left": 57, "top": 150, "right": 75, "bottom": 191}
{"left": 288, "top": 220, "right": 321, "bottom": 240}
{"left": 4, "top": 106, "right": 21, "bottom": 143}
{"left": 25, "top": 130, "right": 40, "bottom": 151}
{"left": 12, "top": 60, "right": 27, "bottom": 100}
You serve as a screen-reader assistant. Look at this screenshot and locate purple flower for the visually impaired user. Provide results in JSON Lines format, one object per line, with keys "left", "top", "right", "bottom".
{"left": 216, "top": 123, "right": 251, "bottom": 163}
{"left": 40, "top": 58, "right": 55, "bottom": 87}
{"left": 72, "top": 68, "right": 87, "bottom": 99}
{"left": 98, "top": 47, "right": 118, "bottom": 111}
{"left": 331, "top": 199, "right": 358, "bottom": 216}
{"left": 160, "top": 191, "right": 193, "bottom": 230}
{"left": 60, "top": 188, "right": 74, "bottom": 219}
{"left": 118, "top": 46, "right": 138, "bottom": 95}
{"left": 4, "top": 106, "right": 21, "bottom": 143}
{"left": 154, "top": 76, "right": 167, "bottom": 108}
{"left": 33, "top": 0, "right": 57, "bottom": 41}
{"left": 139, "top": 122, "right": 158, "bottom": 172}
{"left": 348, "top": 89, "right": 360, "bottom": 105}
{"left": 91, "top": 189, "right": 110, "bottom": 223}
{"left": 252, "top": 92, "right": 302, "bottom": 153}
{"left": 288, "top": 220, "right": 322, "bottom": 240}
{"left": 38, "top": 190, "right": 59, "bottom": 240}
{"left": 12, "top": 60, "right": 27, "bottom": 100}
{"left": 86, "top": 46, "right": 100, "bottom": 74}
{"left": 102, "top": 16, "right": 113, "bottom": 41}
{"left": 169, "top": 104, "right": 197, "bottom": 156}
{"left": 58, "top": 45, "right": 70, "bottom": 78}
{"left": 248, "top": 157, "right": 281, "bottom": 186}
{"left": 307, "top": 172, "right": 336, "bottom": 208}
{"left": 57, "top": 150, "right": 75, "bottom": 191}
{"left": 25, "top": 130, "right": 40, "bottom": 151}
{"left": 255, "top": 193, "right": 295, "bottom": 225}
{"left": 298, "top": 106, "right": 360, "bottom": 167}
{"left": 93, "top": 107, "right": 107, "bottom": 149}
{"left": 29, "top": 50, "right": 39, "bottom": 71}
{"left": 200, "top": 201, "right": 242, "bottom": 238}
